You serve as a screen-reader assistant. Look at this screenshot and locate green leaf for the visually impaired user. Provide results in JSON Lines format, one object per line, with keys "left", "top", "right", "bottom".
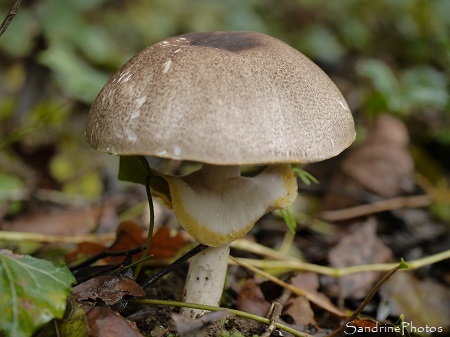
{"left": 279, "top": 209, "right": 297, "bottom": 235}
{"left": 401, "top": 66, "right": 449, "bottom": 110}
{"left": 37, "top": 45, "right": 110, "bottom": 104}
{"left": 399, "top": 258, "right": 409, "bottom": 270}
{"left": 0, "top": 250, "right": 76, "bottom": 337}
{"left": 118, "top": 156, "right": 152, "bottom": 185}
{"left": 357, "top": 59, "right": 405, "bottom": 112}
{"left": 292, "top": 165, "right": 319, "bottom": 185}
{"left": 35, "top": 297, "right": 88, "bottom": 337}
{"left": 118, "top": 156, "right": 171, "bottom": 202}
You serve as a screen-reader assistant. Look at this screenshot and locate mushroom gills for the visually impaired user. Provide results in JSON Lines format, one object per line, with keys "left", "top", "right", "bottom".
{"left": 165, "top": 164, "right": 298, "bottom": 247}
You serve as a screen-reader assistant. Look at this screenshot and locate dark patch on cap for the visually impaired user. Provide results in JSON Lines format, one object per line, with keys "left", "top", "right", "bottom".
{"left": 179, "top": 31, "right": 264, "bottom": 52}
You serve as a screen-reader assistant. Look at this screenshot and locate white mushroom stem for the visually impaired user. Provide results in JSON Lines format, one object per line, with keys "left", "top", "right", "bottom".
{"left": 182, "top": 244, "right": 230, "bottom": 318}
{"left": 164, "top": 164, "right": 298, "bottom": 318}
{"left": 176, "top": 165, "right": 238, "bottom": 318}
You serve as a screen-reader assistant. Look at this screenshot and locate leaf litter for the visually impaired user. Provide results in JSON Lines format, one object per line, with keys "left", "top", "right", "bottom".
{"left": 2, "top": 114, "right": 450, "bottom": 336}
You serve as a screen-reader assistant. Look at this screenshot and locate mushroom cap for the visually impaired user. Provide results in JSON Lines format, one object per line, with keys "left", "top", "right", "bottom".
{"left": 86, "top": 31, "right": 355, "bottom": 165}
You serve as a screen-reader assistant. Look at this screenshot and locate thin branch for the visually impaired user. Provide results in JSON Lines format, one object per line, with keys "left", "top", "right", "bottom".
{"left": 133, "top": 175, "right": 156, "bottom": 279}
{"left": 319, "top": 194, "right": 432, "bottom": 222}
{"left": 0, "top": 230, "right": 115, "bottom": 244}
{"left": 324, "top": 263, "right": 402, "bottom": 337}
{"left": 141, "top": 244, "right": 207, "bottom": 289}
{"left": 0, "top": 0, "right": 23, "bottom": 38}
{"left": 234, "top": 247, "right": 450, "bottom": 277}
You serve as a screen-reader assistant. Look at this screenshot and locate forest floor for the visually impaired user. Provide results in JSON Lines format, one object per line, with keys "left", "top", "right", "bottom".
{"left": 1, "top": 114, "right": 450, "bottom": 337}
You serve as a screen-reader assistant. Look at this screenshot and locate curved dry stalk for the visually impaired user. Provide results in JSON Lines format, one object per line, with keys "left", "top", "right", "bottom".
{"left": 319, "top": 194, "right": 432, "bottom": 222}
{"left": 231, "top": 238, "right": 450, "bottom": 276}
{"left": 0, "top": 231, "right": 115, "bottom": 244}
{"left": 233, "top": 248, "right": 450, "bottom": 277}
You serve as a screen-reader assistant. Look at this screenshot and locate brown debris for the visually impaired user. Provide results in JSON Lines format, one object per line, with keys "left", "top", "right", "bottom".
{"left": 237, "top": 278, "right": 271, "bottom": 317}
{"left": 86, "top": 307, "right": 144, "bottom": 337}
{"left": 72, "top": 274, "right": 145, "bottom": 308}
{"left": 323, "top": 114, "right": 415, "bottom": 211}
{"left": 327, "top": 218, "right": 393, "bottom": 299}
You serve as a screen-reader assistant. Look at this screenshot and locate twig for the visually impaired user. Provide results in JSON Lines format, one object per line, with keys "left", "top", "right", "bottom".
{"left": 141, "top": 244, "right": 207, "bottom": 288}
{"left": 0, "top": 230, "right": 115, "bottom": 244}
{"left": 69, "top": 245, "right": 146, "bottom": 271}
{"left": 262, "top": 288, "right": 292, "bottom": 337}
{"left": 325, "top": 262, "right": 404, "bottom": 337}
{"left": 235, "top": 247, "right": 450, "bottom": 277}
{"left": 233, "top": 239, "right": 450, "bottom": 276}
{"left": 231, "top": 238, "right": 299, "bottom": 261}
{"left": 319, "top": 194, "right": 432, "bottom": 222}
{"left": 134, "top": 175, "right": 156, "bottom": 279}
{"left": 262, "top": 301, "right": 283, "bottom": 337}
{"left": 0, "top": 0, "right": 23, "bottom": 38}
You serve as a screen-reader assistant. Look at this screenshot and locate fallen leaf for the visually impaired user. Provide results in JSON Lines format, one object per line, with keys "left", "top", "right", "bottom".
{"left": 379, "top": 272, "right": 450, "bottom": 327}
{"left": 283, "top": 296, "right": 316, "bottom": 326}
{"left": 65, "top": 242, "right": 107, "bottom": 265}
{"left": 323, "top": 114, "right": 415, "bottom": 211}
{"left": 148, "top": 226, "right": 190, "bottom": 259}
{"left": 86, "top": 307, "right": 144, "bottom": 337}
{"left": 72, "top": 274, "right": 145, "bottom": 307}
{"left": 327, "top": 218, "right": 393, "bottom": 299}
{"left": 65, "top": 220, "right": 146, "bottom": 266}
{"left": 290, "top": 272, "right": 320, "bottom": 293}
{"left": 0, "top": 249, "right": 75, "bottom": 337}
{"left": 104, "top": 220, "right": 146, "bottom": 264}
{"left": 35, "top": 297, "right": 89, "bottom": 337}
{"left": 1, "top": 206, "right": 106, "bottom": 236}
{"left": 286, "top": 272, "right": 339, "bottom": 324}
{"left": 237, "top": 278, "right": 271, "bottom": 317}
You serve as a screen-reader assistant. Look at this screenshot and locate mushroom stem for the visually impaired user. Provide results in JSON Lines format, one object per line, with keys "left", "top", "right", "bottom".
{"left": 166, "top": 163, "right": 298, "bottom": 317}
{"left": 179, "top": 164, "right": 239, "bottom": 318}
{"left": 182, "top": 243, "right": 230, "bottom": 319}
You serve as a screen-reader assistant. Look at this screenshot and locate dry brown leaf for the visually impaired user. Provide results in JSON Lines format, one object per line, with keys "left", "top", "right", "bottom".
{"left": 342, "top": 114, "right": 414, "bottom": 198}
{"left": 65, "top": 220, "right": 146, "bottom": 265}
{"left": 149, "top": 225, "right": 191, "bottom": 259}
{"left": 87, "top": 307, "right": 144, "bottom": 337}
{"left": 66, "top": 222, "right": 189, "bottom": 267}
{"left": 379, "top": 272, "right": 450, "bottom": 327}
{"left": 323, "top": 114, "right": 415, "bottom": 211}
{"left": 1, "top": 206, "right": 106, "bottom": 235}
{"left": 288, "top": 272, "right": 342, "bottom": 323}
{"left": 283, "top": 296, "right": 316, "bottom": 326}
{"left": 327, "top": 218, "right": 393, "bottom": 299}
{"left": 237, "top": 278, "right": 271, "bottom": 317}
{"left": 104, "top": 220, "right": 146, "bottom": 264}
{"left": 65, "top": 242, "right": 107, "bottom": 265}
{"left": 290, "top": 272, "right": 320, "bottom": 293}
{"left": 72, "top": 274, "right": 145, "bottom": 306}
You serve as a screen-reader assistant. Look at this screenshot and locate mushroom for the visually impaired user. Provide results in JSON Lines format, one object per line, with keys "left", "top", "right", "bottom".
{"left": 85, "top": 31, "right": 355, "bottom": 318}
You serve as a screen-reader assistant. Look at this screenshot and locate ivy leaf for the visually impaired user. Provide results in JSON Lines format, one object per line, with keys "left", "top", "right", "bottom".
{"left": 0, "top": 250, "right": 76, "bottom": 337}
{"left": 35, "top": 297, "right": 89, "bottom": 337}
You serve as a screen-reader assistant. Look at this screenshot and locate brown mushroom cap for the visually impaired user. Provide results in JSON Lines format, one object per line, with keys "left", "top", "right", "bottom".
{"left": 86, "top": 31, "right": 355, "bottom": 165}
